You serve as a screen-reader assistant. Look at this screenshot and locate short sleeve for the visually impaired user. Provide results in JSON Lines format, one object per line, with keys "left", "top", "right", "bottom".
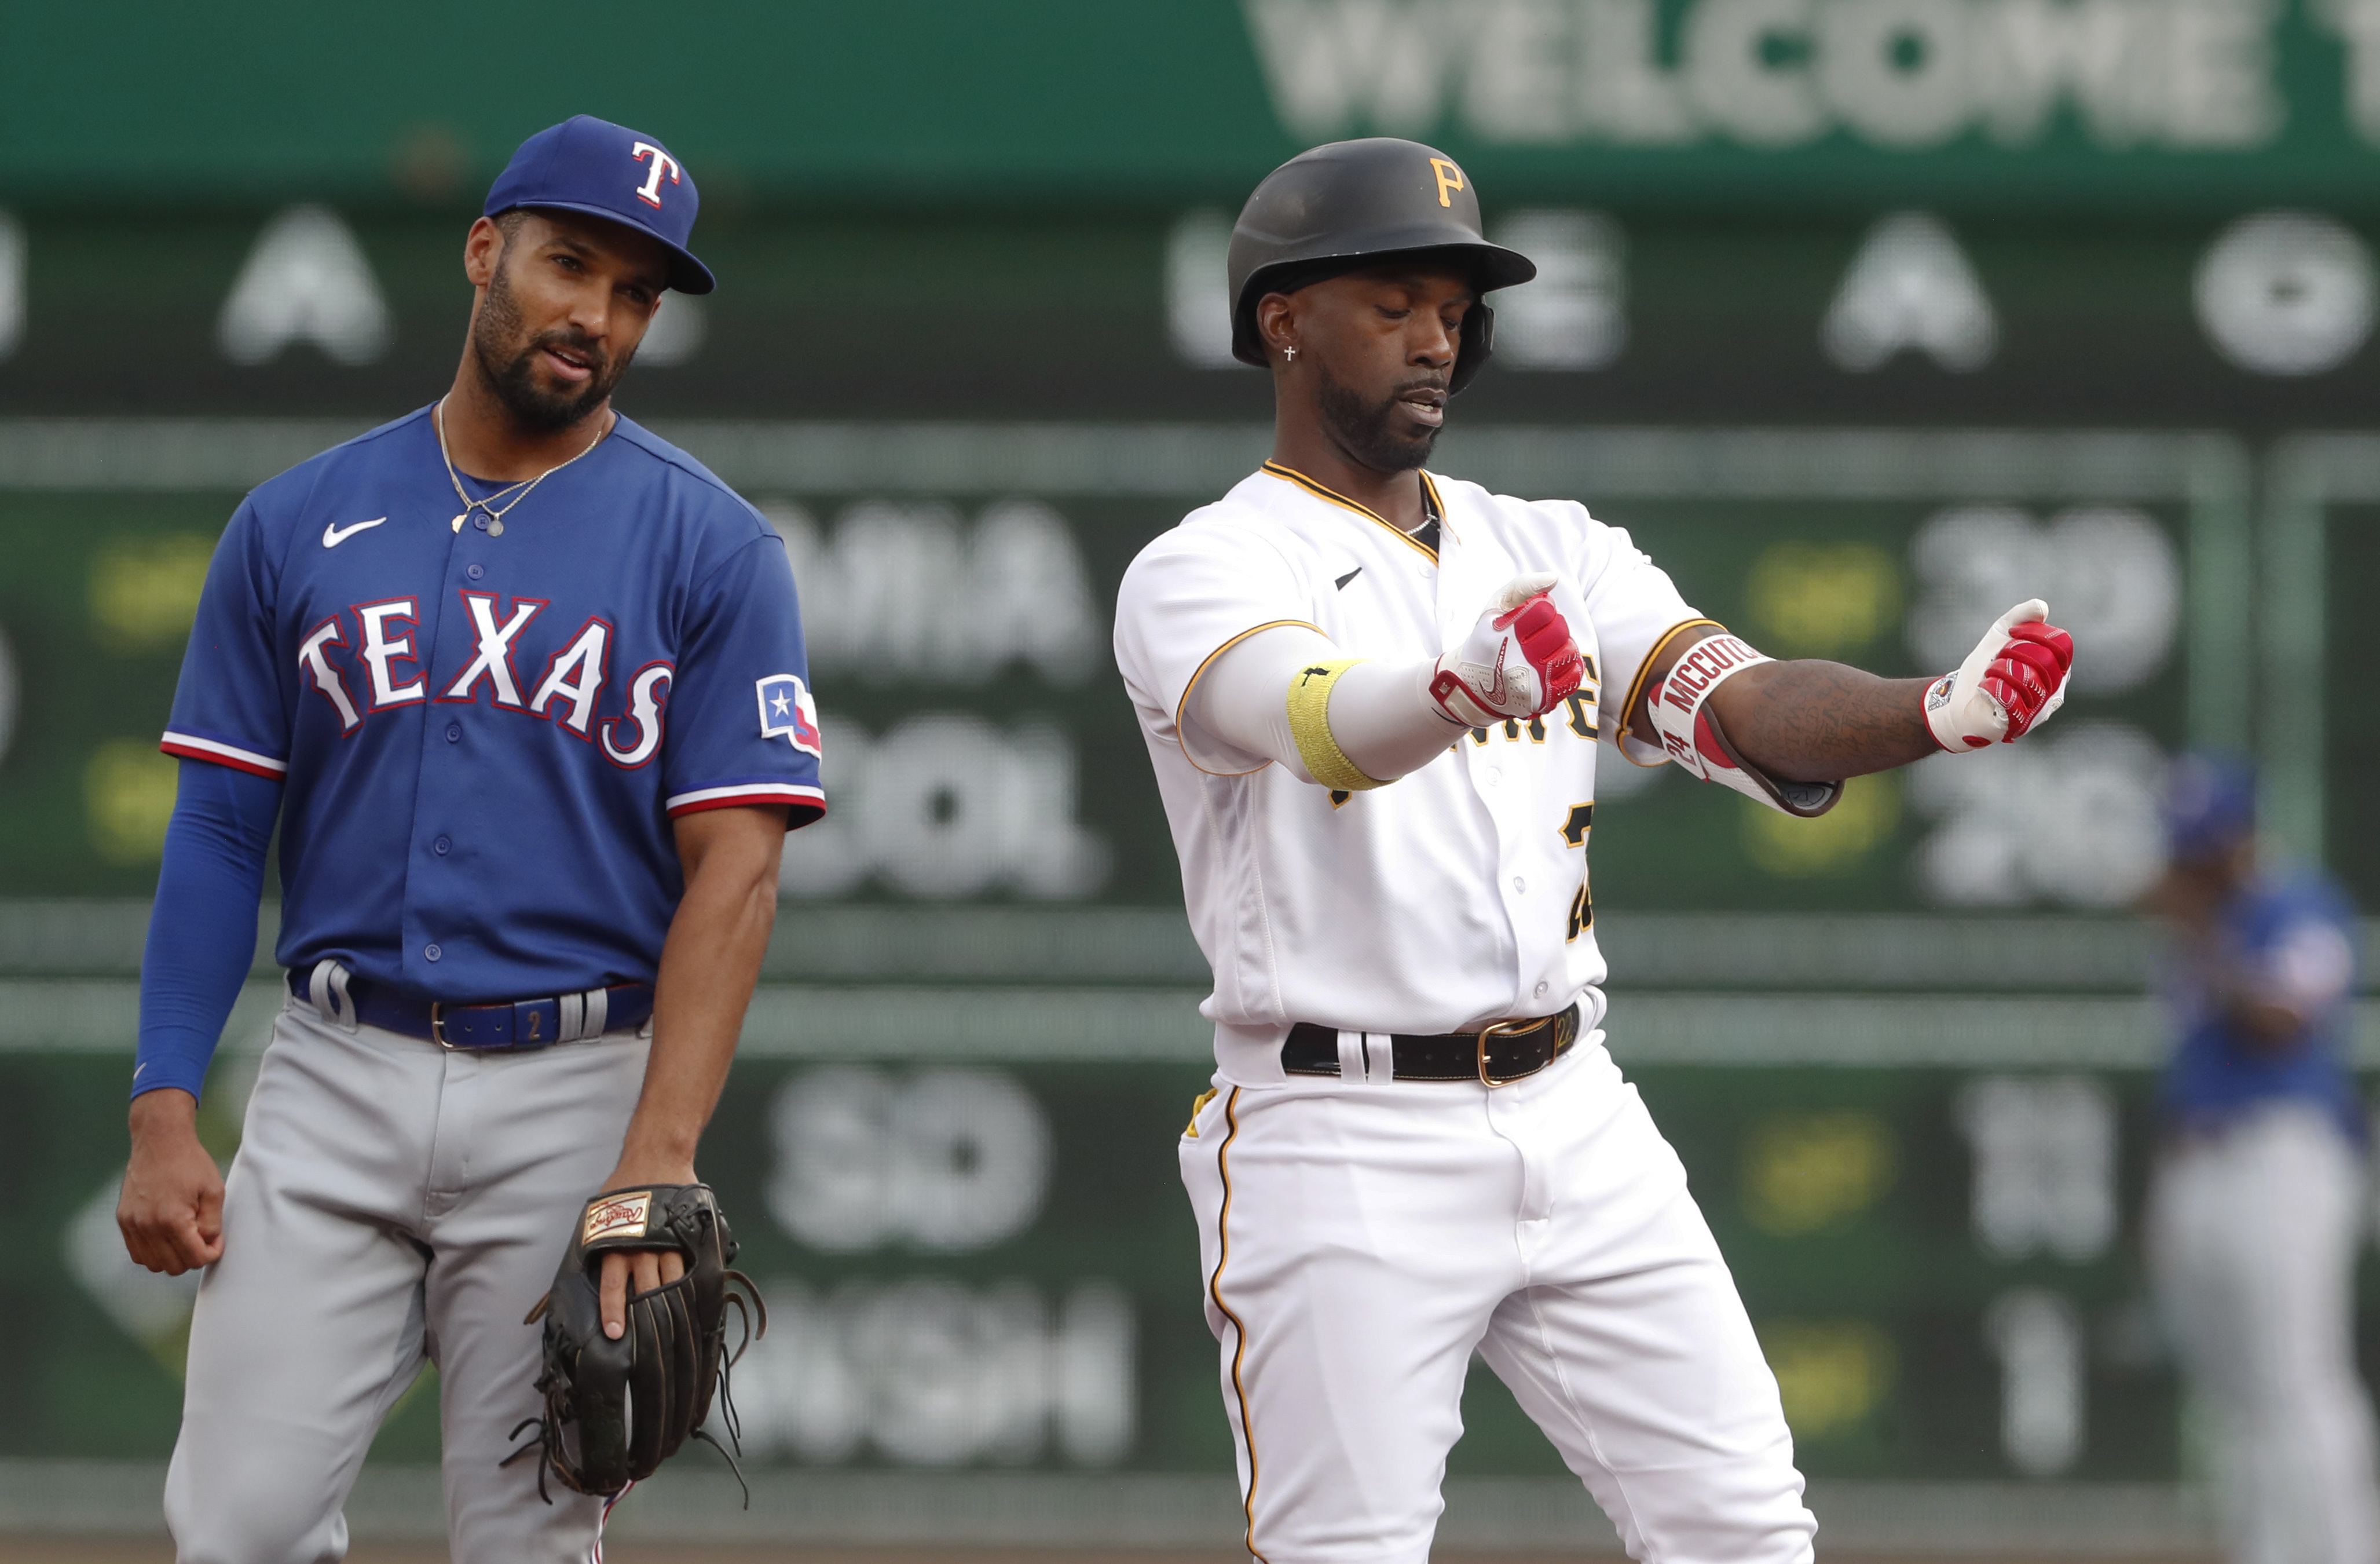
{"left": 162, "top": 498, "right": 291, "bottom": 780}
{"left": 1114, "top": 521, "right": 1317, "bottom": 774}
{"left": 1570, "top": 516, "right": 1711, "bottom": 766}
{"left": 2268, "top": 917, "right": 2355, "bottom": 1010}
{"left": 657, "top": 532, "right": 826, "bottom": 828}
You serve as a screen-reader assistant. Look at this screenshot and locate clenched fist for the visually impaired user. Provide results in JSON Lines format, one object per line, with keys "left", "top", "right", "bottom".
{"left": 1429, "top": 573, "right": 1585, "bottom": 727}
{"left": 1923, "top": 599, "right": 2075, "bottom": 752}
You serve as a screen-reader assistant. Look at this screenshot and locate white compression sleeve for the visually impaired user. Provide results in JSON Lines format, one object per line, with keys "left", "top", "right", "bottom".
{"left": 1184, "top": 626, "right": 1466, "bottom": 786}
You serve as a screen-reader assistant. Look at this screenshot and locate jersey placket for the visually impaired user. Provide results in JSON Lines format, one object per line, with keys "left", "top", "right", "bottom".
{"left": 1436, "top": 517, "right": 1551, "bottom": 1016}
{"left": 397, "top": 505, "right": 486, "bottom": 993}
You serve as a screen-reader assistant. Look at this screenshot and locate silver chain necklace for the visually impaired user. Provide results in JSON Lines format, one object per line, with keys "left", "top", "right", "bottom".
{"left": 434, "top": 397, "right": 611, "bottom": 538}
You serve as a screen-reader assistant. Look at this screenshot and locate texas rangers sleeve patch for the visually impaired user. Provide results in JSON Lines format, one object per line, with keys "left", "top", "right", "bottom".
{"left": 756, "top": 674, "right": 822, "bottom": 757}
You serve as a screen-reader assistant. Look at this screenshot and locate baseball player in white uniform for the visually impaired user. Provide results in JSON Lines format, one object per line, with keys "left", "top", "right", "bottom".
{"left": 1114, "top": 138, "right": 2078, "bottom": 1564}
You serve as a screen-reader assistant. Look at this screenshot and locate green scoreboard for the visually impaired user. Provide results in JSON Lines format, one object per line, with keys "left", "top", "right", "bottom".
{"left": 0, "top": 146, "right": 2368, "bottom": 1541}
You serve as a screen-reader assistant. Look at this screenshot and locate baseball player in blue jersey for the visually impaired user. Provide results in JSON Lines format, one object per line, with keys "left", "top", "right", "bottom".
{"left": 2144, "top": 757, "right": 2378, "bottom": 1564}
{"left": 112, "top": 116, "right": 821, "bottom": 1563}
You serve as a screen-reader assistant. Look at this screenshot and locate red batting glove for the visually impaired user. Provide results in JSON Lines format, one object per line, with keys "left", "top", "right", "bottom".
{"left": 1430, "top": 573, "right": 1586, "bottom": 726}
{"left": 1496, "top": 593, "right": 1586, "bottom": 711}
{"left": 1922, "top": 599, "right": 2075, "bottom": 751}
{"left": 1979, "top": 621, "right": 2074, "bottom": 740}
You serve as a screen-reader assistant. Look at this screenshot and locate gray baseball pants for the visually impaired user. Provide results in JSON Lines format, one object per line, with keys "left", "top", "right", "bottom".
{"left": 2149, "top": 1102, "right": 2380, "bottom": 1564}
{"left": 165, "top": 995, "right": 651, "bottom": 1564}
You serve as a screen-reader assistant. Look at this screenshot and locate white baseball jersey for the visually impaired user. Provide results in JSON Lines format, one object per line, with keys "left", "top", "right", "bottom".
{"left": 1114, "top": 462, "right": 1708, "bottom": 1083}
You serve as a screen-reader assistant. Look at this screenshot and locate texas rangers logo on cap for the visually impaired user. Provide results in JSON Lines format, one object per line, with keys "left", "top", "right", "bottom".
{"left": 756, "top": 674, "right": 822, "bottom": 757}
{"left": 484, "top": 115, "right": 716, "bottom": 294}
{"left": 629, "top": 142, "right": 682, "bottom": 209}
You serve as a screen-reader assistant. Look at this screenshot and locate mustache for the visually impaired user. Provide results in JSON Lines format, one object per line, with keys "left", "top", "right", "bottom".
{"left": 523, "top": 326, "right": 608, "bottom": 371}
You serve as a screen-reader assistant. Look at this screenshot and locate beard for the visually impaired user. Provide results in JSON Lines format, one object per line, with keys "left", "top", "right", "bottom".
{"left": 1317, "top": 363, "right": 1443, "bottom": 474}
{"left": 468, "top": 254, "right": 632, "bottom": 433}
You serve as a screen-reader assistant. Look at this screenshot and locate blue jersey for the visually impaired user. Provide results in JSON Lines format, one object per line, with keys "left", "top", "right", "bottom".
{"left": 2159, "top": 871, "right": 2361, "bottom": 1138}
{"left": 160, "top": 405, "right": 823, "bottom": 1003}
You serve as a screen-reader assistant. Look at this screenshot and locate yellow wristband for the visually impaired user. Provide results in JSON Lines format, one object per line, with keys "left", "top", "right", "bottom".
{"left": 1286, "top": 659, "right": 1387, "bottom": 792}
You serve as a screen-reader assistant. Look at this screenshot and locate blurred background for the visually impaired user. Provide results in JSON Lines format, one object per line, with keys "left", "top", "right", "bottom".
{"left": 1, "top": 0, "right": 2377, "bottom": 1559}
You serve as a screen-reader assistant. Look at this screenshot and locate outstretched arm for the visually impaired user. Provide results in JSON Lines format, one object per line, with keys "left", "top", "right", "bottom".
{"left": 1627, "top": 603, "right": 2074, "bottom": 806}
{"left": 1634, "top": 647, "right": 1938, "bottom": 782}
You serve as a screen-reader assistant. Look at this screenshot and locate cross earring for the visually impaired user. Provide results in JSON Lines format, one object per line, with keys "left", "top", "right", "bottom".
{"left": 1284, "top": 346, "right": 1298, "bottom": 363}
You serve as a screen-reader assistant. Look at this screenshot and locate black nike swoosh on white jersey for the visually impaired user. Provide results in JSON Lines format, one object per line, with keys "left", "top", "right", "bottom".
{"left": 323, "top": 517, "right": 388, "bottom": 548}
{"left": 1334, "top": 567, "right": 1362, "bottom": 590}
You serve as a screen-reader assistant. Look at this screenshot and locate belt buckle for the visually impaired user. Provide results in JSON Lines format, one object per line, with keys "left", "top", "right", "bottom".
{"left": 429, "top": 1002, "right": 460, "bottom": 1051}
{"left": 1476, "top": 1015, "right": 1550, "bottom": 1088}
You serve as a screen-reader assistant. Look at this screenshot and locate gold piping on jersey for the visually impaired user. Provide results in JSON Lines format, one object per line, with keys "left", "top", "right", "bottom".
{"left": 1616, "top": 617, "right": 1725, "bottom": 766}
{"left": 1261, "top": 461, "right": 1442, "bottom": 562}
{"left": 1207, "top": 1088, "right": 1270, "bottom": 1563}
{"left": 1285, "top": 659, "right": 1388, "bottom": 792}
{"left": 1174, "top": 619, "right": 1326, "bottom": 779}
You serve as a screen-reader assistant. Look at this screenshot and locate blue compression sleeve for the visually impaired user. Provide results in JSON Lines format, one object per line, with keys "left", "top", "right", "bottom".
{"left": 134, "top": 759, "right": 281, "bottom": 1101}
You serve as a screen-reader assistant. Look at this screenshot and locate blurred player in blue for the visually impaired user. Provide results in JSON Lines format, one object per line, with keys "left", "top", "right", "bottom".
{"left": 2145, "top": 754, "right": 2378, "bottom": 1564}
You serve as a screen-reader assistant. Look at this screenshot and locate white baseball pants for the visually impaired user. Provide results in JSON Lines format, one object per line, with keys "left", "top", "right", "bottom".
{"left": 2148, "top": 1102, "right": 2380, "bottom": 1564}
{"left": 164, "top": 997, "right": 651, "bottom": 1564}
{"left": 1180, "top": 1039, "right": 1815, "bottom": 1564}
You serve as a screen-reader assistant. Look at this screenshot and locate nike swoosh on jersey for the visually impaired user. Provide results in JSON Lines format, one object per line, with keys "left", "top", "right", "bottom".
{"left": 323, "top": 517, "right": 387, "bottom": 548}
{"left": 1334, "top": 567, "right": 1362, "bottom": 590}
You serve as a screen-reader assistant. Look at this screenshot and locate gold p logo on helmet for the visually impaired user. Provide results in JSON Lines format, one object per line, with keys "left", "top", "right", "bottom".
{"left": 1430, "top": 158, "right": 1466, "bottom": 207}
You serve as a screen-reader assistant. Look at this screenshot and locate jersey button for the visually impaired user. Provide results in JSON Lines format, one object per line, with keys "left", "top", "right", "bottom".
{"left": 1535, "top": 981, "right": 1550, "bottom": 999}
{"left": 434, "top": 836, "right": 452, "bottom": 856}
{"left": 466, "top": 563, "right": 485, "bottom": 581}
{"left": 1485, "top": 766, "right": 1501, "bottom": 786}
{"left": 445, "top": 723, "right": 462, "bottom": 743}
{"left": 1513, "top": 876, "right": 1526, "bottom": 894}
{"left": 424, "top": 943, "right": 442, "bottom": 962}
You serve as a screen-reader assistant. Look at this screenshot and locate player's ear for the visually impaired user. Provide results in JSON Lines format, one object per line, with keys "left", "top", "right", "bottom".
{"left": 1256, "top": 293, "right": 1301, "bottom": 366}
{"left": 463, "top": 217, "right": 506, "bottom": 289}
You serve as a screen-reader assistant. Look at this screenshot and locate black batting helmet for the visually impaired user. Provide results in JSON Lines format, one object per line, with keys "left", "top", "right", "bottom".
{"left": 1228, "top": 138, "right": 1536, "bottom": 393}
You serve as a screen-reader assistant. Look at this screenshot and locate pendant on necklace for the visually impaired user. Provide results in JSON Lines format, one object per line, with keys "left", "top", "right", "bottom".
{"left": 486, "top": 518, "right": 504, "bottom": 537}
{"left": 452, "top": 514, "right": 466, "bottom": 533}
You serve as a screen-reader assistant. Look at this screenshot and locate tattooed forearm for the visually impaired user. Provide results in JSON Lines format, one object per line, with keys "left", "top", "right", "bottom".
{"left": 1704, "top": 660, "right": 1938, "bottom": 780}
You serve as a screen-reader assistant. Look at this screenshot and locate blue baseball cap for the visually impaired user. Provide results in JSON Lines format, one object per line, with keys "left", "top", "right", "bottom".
{"left": 2165, "top": 752, "right": 2258, "bottom": 864}
{"left": 484, "top": 115, "right": 715, "bottom": 295}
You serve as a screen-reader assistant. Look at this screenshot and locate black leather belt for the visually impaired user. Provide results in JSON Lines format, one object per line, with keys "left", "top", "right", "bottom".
{"left": 1283, "top": 1003, "right": 1580, "bottom": 1086}
{"left": 287, "top": 969, "right": 653, "bottom": 1051}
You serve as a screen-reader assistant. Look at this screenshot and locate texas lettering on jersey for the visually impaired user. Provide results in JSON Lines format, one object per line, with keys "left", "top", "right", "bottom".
{"left": 287, "top": 590, "right": 720, "bottom": 770}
